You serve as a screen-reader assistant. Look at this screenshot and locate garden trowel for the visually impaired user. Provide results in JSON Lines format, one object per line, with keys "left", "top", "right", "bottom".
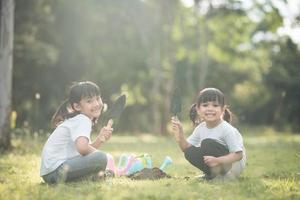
{"left": 170, "top": 87, "right": 182, "bottom": 118}
{"left": 105, "top": 94, "right": 126, "bottom": 128}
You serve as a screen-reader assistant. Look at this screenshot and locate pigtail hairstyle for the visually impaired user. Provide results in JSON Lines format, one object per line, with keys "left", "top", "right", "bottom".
{"left": 51, "top": 100, "right": 79, "bottom": 127}
{"left": 189, "top": 103, "right": 200, "bottom": 126}
{"left": 223, "top": 107, "right": 232, "bottom": 124}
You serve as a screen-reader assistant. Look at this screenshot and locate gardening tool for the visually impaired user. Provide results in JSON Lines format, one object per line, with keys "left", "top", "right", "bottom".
{"left": 126, "top": 154, "right": 153, "bottom": 175}
{"left": 170, "top": 87, "right": 182, "bottom": 117}
{"left": 104, "top": 94, "right": 126, "bottom": 128}
{"left": 117, "top": 153, "right": 130, "bottom": 169}
{"left": 159, "top": 156, "right": 173, "bottom": 171}
{"left": 106, "top": 153, "right": 137, "bottom": 176}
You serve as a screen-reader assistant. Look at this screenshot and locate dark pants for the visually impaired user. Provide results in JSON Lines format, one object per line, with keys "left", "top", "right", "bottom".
{"left": 184, "top": 138, "right": 231, "bottom": 179}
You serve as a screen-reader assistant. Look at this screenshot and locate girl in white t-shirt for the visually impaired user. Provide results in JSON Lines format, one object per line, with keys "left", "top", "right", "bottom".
{"left": 171, "top": 88, "right": 246, "bottom": 180}
{"left": 40, "top": 81, "right": 113, "bottom": 183}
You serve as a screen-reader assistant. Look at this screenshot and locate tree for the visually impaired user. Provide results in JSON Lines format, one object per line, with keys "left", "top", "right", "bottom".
{"left": 0, "top": 0, "right": 14, "bottom": 150}
{"left": 264, "top": 38, "right": 300, "bottom": 132}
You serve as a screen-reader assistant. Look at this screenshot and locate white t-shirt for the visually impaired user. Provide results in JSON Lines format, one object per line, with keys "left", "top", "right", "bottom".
{"left": 187, "top": 120, "right": 246, "bottom": 176}
{"left": 40, "top": 114, "right": 92, "bottom": 176}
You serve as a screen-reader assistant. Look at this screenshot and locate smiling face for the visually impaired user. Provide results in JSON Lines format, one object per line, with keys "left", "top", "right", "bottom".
{"left": 197, "top": 101, "right": 225, "bottom": 128}
{"left": 68, "top": 81, "right": 102, "bottom": 120}
{"left": 196, "top": 88, "right": 226, "bottom": 128}
{"left": 74, "top": 95, "right": 103, "bottom": 120}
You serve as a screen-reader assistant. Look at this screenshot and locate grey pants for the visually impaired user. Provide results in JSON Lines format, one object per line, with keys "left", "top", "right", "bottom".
{"left": 42, "top": 150, "right": 107, "bottom": 184}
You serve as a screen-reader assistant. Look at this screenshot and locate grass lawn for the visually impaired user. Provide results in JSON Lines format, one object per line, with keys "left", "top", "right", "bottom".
{"left": 0, "top": 126, "right": 300, "bottom": 200}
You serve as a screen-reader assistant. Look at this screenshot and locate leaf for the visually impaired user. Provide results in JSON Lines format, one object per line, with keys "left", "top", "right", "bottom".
{"left": 170, "top": 87, "right": 181, "bottom": 116}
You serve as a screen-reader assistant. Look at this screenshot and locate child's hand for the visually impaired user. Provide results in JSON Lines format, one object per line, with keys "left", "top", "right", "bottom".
{"left": 98, "top": 119, "right": 113, "bottom": 142}
{"left": 203, "top": 156, "right": 219, "bottom": 167}
{"left": 171, "top": 116, "right": 184, "bottom": 141}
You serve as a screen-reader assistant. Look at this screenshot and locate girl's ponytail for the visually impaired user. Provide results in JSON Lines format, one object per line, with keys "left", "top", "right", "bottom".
{"left": 51, "top": 100, "right": 78, "bottom": 127}
{"left": 189, "top": 103, "right": 199, "bottom": 126}
{"left": 51, "top": 100, "right": 69, "bottom": 127}
{"left": 223, "top": 107, "right": 232, "bottom": 124}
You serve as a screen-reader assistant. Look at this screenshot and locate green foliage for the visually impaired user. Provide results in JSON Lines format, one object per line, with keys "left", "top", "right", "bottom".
{"left": 254, "top": 5, "right": 283, "bottom": 33}
{"left": 263, "top": 38, "right": 300, "bottom": 131}
{"left": 1, "top": 127, "right": 300, "bottom": 199}
{"left": 12, "top": 0, "right": 300, "bottom": 133}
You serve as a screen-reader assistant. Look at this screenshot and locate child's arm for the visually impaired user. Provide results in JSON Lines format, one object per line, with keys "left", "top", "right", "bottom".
{"left": 171, "top": 117, "right": 191, "bottom": 151}
{"left": 76, "top": 119, "right": 113, "bottom": 155}
{"left": 75, "top": 136, "right": 97, "bottom": 156}
{"left": 91, "top": 119, "right": 113, "bottom": 149}
{"left": 203, "top": 151, "right": 243, "bottom": 167}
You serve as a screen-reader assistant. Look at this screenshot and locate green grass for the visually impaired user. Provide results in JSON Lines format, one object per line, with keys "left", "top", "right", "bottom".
{"left": 1, "top": 127, "right": 300, "bottom": 200}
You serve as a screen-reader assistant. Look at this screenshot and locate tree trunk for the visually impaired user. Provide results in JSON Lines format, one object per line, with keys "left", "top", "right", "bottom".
{"left": 0, "top": 0, "right": 14, "bottom": 150}
{"left": 156, "top": 0, "right": 177, "bottom": 135}
{"left": 194, "top": 1, "right": 209, "bottom": 89}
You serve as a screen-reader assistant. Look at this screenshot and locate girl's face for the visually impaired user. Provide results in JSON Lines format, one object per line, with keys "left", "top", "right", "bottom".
{"left": 74, "top": 95, "right": 103, "bottom": 120}
{"left": 197, "top": 101, "right": 225, "bottom": 128}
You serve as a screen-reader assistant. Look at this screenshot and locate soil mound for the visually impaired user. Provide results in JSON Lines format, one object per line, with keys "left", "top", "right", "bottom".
{"left": 127, "top": 167, "right": 171, "bottom": 180}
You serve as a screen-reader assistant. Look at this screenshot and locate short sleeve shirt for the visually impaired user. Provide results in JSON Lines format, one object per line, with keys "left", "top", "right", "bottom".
{"left": 187, "top": 120, "right": 246, "bottom": 175}
{"left": 40, "top": 114, "right": 92, "bottom": 176}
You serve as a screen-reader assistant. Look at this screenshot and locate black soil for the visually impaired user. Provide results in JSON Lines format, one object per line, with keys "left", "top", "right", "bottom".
{"left": 127, "top": 167, "right": 171, "bottom": 180}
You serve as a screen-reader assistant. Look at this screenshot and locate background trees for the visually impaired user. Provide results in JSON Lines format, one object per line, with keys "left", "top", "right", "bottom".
{"left": 5, "top": 0, "right": 300, "bottom": 139}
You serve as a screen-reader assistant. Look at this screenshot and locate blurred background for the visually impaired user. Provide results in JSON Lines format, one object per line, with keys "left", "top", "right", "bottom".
{"left": 12, "top": 0, "right": 300, "bottom": 135}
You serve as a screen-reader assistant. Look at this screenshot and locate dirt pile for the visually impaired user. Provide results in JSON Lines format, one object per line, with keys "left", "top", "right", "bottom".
{"left": 127, "top": 167, "right": 171, "bottom": 180}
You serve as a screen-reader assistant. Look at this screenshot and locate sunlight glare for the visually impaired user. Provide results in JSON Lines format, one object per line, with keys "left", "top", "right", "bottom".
{"left": 181, "top": 0, "right": 194, "bottom": 7}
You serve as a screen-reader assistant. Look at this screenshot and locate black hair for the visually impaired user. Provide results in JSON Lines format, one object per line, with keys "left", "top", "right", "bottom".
{"left": 189, "top": 88, "right": 232, "bottom": 125}
{"left": 51, "top": 81, "right": 101, "bottom": 126}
